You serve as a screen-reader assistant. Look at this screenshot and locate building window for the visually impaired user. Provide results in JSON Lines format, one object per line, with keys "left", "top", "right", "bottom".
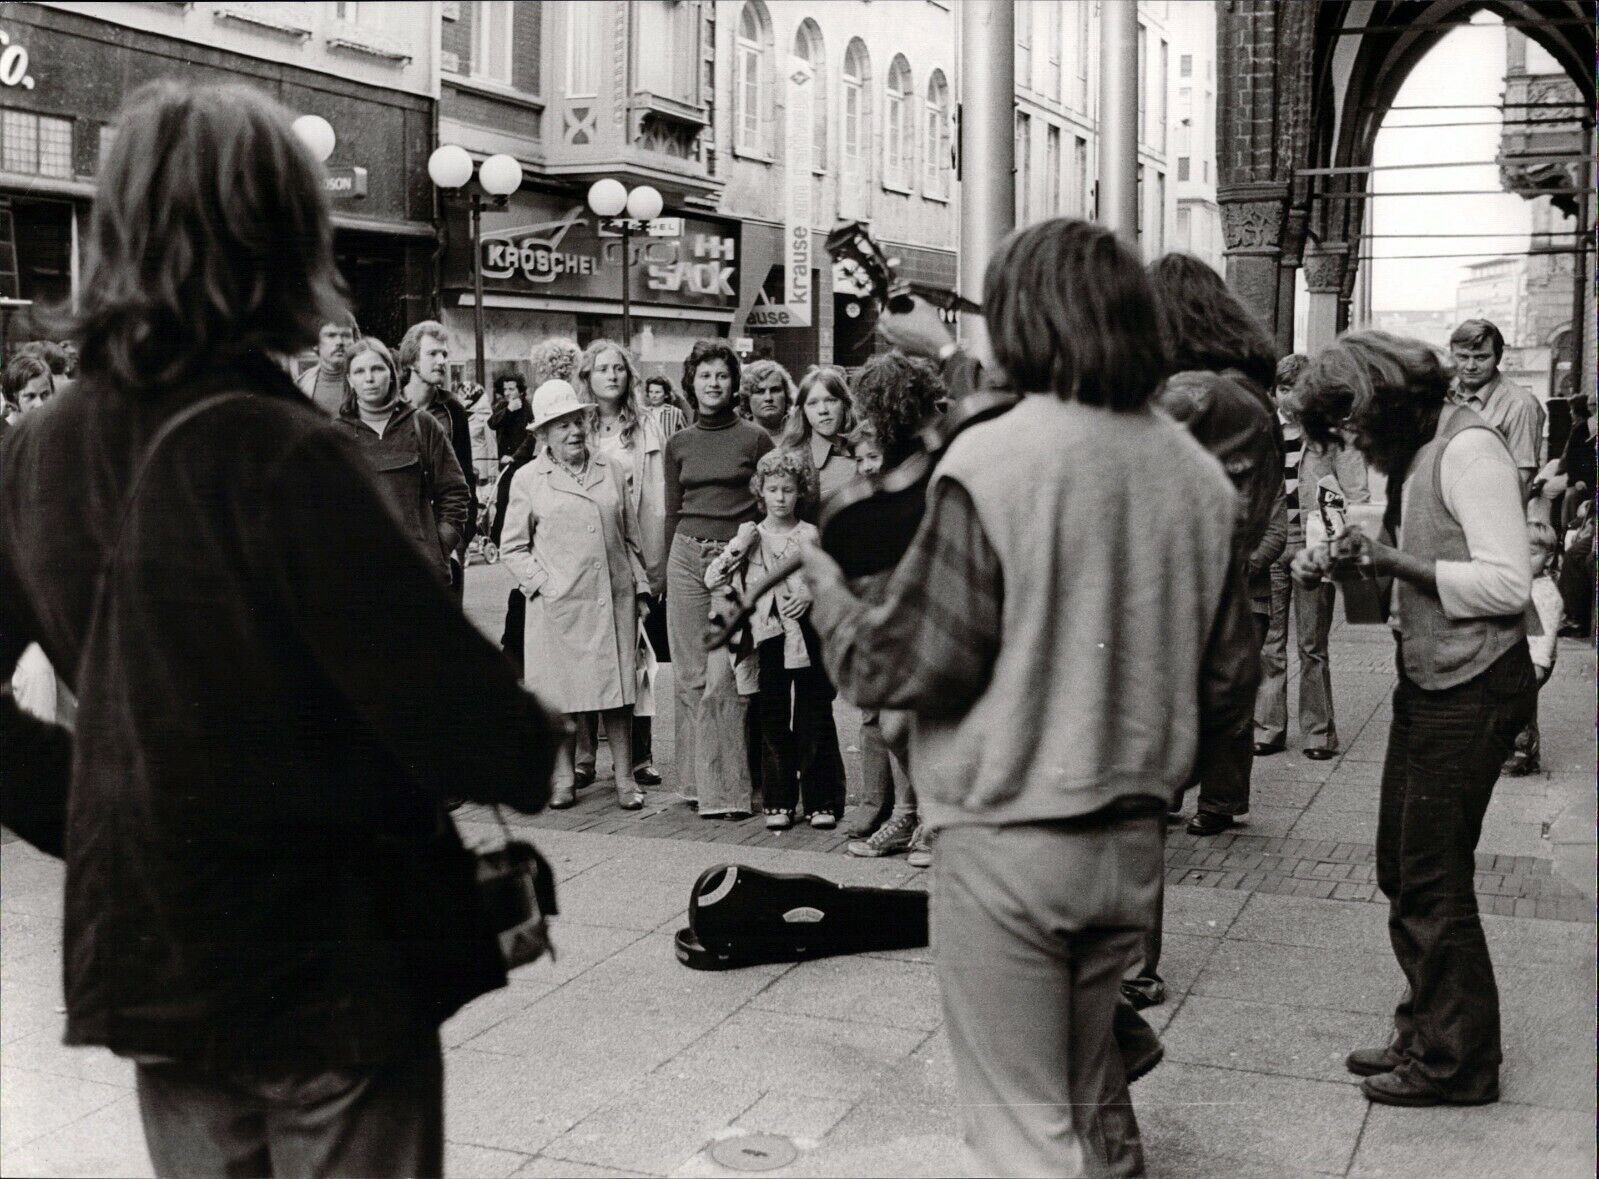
{"left": 842, "top": 38, "right": 871, "bottom": 192}
{"left": 1073, "top": 135, "right": 1088, "bottom": 216}
{"left": 795, "top": 19, "right": 826, "bottom": 172}
{"left": 1177, "top": 156, "right": 1190, "bottom": 181}
{"left": 1136, "top": 163, "right": 1145, "bottom": 242}
{"left": 735, "top": 2, "right": 770, "bottom": 156}
{"left": 1157, "top": 40, "right": 1168, "bottom": 151}
{"left": 1177, "top": 205, "right": 1192, "bottom": 249}
{"left": 1136, "top": 24, "right": 1147, "bottom": 145}
{"left": 1, "top": 111, "right": 73, "bottom": 179}
{"left": 566, "top": 2, "right": 601, "bottom": 98}
{"left": 1015, "top": 110, "right": 1031, "bottom": 223}
{"left": 924, "top": 69, "right": 951, "bottom": 198}
{"left": 472, "top": 0, "right": 514, "bottom": 86}
{"left": 1015, "top": 0, "right": 1032, "bottom": 91}
{"left": 639, "top": 1, "right": 703, "bottom": 107}
{"left": 333, "top": 1, "right": 366, "bottom": 21}
{"left": 884, "top": 55, "right": 912, "bottom": 190}
{"left": 1179, "top": 52, "right": 1192, "bottom": 79}
{"left": 1046, "top": 1, "right": 1062, "bottom": 100}
{"left": 1046, "top": 123, "right": 1061, "bottom": 213}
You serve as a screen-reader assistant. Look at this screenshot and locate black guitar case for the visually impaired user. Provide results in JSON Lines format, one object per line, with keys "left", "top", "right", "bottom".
{"left": 675, "top": 863, "right": 928, "bottom": 971}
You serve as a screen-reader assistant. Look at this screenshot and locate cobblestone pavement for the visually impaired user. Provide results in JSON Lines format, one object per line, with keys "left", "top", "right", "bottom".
{"left": 1, "top": 564, "right": 1591, "bottom": 1177}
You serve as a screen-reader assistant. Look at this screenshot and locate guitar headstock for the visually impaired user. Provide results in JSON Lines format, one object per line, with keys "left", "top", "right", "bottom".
{"left": 825, "top": 221, "right": 981, "bottom": 317}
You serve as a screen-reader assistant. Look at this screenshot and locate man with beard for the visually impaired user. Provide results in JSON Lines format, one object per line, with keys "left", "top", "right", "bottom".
{"left": 297, "top": 316, "right": 356, "bottom": 416}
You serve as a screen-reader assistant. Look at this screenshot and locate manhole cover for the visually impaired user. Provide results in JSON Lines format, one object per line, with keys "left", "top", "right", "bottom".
{"left": 708, "top": 1133, "right": 798, "bottom": 1171}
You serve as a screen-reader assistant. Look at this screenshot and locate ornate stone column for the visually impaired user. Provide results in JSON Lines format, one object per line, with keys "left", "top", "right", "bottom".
{"left": 1302, "top": 242, "right": 1349, "bottom": 353}
{"left": 1219, "top": 182, "right": 1289, "bottom": 337}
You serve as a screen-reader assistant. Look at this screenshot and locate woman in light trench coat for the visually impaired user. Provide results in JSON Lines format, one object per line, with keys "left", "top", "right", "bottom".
{"left": 500, "top": 380, "right": 652, "bottom": 810}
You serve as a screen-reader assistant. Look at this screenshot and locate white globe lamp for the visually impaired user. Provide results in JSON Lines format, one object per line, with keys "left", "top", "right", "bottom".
{"left": 479, "top": 153, "right": 524, "bottom": 198}
{"left": 427, "top": 144, "right": 473, "bottom": 190}
{"left": 626, "top": 184, "right": 664, "bottom": 222}
{"left": 586, "top": 178, "right": 628, "bottom": 218}
{"left": 292, "top": 114, "right": 336, "bottom": 163}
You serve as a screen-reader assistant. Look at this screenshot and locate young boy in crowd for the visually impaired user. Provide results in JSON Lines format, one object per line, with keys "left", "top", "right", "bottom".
{"left": 706, "top": 449, "right": 846, "bottom": 828}
{"left": 1505, "top": 521, "right": 1563, "bottom": 776}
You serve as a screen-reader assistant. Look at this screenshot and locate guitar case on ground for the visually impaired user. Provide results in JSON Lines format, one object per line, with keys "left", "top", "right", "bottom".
{"left": 674, "top": 863, "right": 928, "bottom": 971}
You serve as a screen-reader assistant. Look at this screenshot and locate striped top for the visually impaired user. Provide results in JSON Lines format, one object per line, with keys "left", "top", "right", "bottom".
{"left": 1280, "top": 410, "right": 1304, "bottom": 519}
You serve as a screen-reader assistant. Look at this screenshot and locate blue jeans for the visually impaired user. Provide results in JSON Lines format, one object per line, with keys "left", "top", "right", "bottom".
{"left": 1378, "top": 640, "right": 1533, "bottom": 1100}
{"left": 667, "top": 534, "right": 752, "bottom": 815}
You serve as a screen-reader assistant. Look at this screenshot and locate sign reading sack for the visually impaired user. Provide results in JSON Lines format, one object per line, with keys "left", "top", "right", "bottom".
{"left": 781, "top": 54, "right": 813, "bottom": 326}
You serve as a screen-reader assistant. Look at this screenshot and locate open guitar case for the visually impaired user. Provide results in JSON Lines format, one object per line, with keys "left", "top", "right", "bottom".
{"left": 675, "top": 863, "right": 929, "bottom": 970}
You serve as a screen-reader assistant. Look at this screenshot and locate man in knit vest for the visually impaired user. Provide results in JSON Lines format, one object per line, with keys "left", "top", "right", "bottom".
{"left": 802, "top": 219, "right": 1258, "bottom": 1177}
{"left": 1293, "top": 331, "right": 1533, "bottom": 1109}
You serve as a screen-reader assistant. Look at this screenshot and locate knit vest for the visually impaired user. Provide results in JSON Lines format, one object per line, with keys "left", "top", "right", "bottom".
{"left": 1396, "top": 405, "right": 1526, "bottom": 689}
{"left": 910, "top": 396, "right": 1239, "bottom": 830}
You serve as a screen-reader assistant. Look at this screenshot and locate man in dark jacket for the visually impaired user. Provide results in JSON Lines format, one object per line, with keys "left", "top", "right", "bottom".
{"left": 400, "top": 320, "right": 478, "bottom": 594}
{"left": 0, "top": 79, "right": 554, "bottom": 1179}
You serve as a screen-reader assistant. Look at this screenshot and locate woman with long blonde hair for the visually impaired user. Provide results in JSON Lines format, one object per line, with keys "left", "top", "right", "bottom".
{"left": 780, "top": 365, "right": 856, "bottom": 504}
{"left": 573, "top": 339, "right": 668, "bottom": 788}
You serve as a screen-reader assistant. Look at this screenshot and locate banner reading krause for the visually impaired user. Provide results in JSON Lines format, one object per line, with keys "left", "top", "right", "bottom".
{"left": 783, "top": 54, "right": 813, "bottom": 326}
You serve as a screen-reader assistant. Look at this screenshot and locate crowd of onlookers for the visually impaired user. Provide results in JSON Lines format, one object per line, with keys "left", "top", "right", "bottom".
{"left": 5, "top": 308, "right": 1592, "bottom": 822}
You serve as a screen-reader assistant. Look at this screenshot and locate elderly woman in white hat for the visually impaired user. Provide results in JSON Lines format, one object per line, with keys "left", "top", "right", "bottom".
{"left": 500, "top": 380, "right": 653, "bottom": 810}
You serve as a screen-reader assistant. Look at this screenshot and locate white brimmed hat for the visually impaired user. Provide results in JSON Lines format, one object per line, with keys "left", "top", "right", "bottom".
{"left": 529, "top": 380, "right": 588, "bottom": 432}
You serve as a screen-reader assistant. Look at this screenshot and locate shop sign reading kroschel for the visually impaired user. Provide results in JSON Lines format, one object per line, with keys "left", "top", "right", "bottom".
{"left": 469, "top": 201, "right": 739, "bottom": 311}
{"left": 0, "top": 29, "right": 37, "bottom": 90}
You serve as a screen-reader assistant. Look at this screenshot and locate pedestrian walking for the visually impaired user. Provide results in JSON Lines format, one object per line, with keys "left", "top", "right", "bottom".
{"left": 706, "top": 448, "right": 844, "bottom": 829}
{"left": 802, "top": 218, "right": 1257, "bottom": 1177}
{"left": 461, "top": 380, "right": 498, "bottom": 485}
{"left": 400, "top": 320, "right": 478, "bottom": 593}
{"left": 2, "top": 353, "right": 54, "bottom": 416}
{"left": 739, "top": 358, "right": 795, "bottom": 445}
{"left": 333, "top": 337, "right": 471, "bottom": 583}
{"left": 1447, "top": 318, "right": 1544, "bottom": 498}
{"left": 489, "top": 373, "right": 532, "bottom": 462}
{"left": 0, "top": 78, "right": 555, "bottom": 1179}
{"left": 781, "top": 365, "right": 856, "bottom": 505}
{"left": 296, "top": 315, "right": 356, "bottom": 415}
{"left": 665, "top": 340, "right": 773, "bottom": 819}
{"left": 573, "top": 339, "right": 669, "bottom": 790}
{"left": 1255, "top": 353, "right": 1370, "bottom": 759}
{"left": 1293, "top": 330, "right": 1533, "bottom": 1108}
{"left": 500, "top": 380, "right": 653, "bottom": 812}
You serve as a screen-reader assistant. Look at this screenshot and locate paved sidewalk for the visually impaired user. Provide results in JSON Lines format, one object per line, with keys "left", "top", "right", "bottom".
{"left": 2, "top": 569, "right": 1592, "bottom": 1177}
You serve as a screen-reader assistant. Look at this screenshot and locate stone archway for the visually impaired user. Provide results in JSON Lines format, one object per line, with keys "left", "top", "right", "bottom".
{"left": 1216, "top": 1, "right": 1594, "bottom": 359}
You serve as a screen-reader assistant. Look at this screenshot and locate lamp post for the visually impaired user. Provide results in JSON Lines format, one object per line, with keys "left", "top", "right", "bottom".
{"left": 428, "top": 145, "right": 524, "bottom": 390}
{"left": 585, "top": 179, "right": 663, "bottom": 350}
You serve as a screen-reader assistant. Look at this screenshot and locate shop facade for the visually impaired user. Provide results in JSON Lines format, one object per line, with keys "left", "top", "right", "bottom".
{"left": 0, "top": 2, "right": 434, "bottom": 354}
{"left": 438, "top": 185, "right": 742, "bottom": 391}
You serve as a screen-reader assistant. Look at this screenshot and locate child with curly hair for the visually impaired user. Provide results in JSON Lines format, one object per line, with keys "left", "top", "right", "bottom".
{"left": 706, "top": 448, "right": 846, "bottom": 828}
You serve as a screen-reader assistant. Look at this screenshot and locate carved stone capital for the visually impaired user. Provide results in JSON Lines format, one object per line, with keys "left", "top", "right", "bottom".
{"left": 1303, "top": 243, "right": 1350, "bottom": 295}
{"left": 1219, "top": 183, "right": 1290, "bottom": 255}
{"left": 1280, "top": 205, "right": 1311, "bottom": 267}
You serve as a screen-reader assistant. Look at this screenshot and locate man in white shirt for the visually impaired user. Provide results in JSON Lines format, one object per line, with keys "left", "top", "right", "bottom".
{"left": 1293, "top": 330, "right": 1532, "bottom": 1111}
{"left": 1447, "top": 318, "right": 1544, "bottom": 497}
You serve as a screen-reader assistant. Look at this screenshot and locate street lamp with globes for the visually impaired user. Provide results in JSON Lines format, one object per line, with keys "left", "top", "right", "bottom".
{"left": 428, "top": 145, "right": 524, "bottom": 390}
{"left": 586, "top": 179, "right": 663, "bottom": 350}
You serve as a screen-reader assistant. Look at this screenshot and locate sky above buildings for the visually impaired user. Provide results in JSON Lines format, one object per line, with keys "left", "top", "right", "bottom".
{"left": 1366, "top": 11, "right": 1566, "bottom": 311}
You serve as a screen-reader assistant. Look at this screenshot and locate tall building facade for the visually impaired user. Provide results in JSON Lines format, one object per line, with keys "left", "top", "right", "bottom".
{"left": 3, "top": 1, "right": 439, "bottom": 348}
{"left": 1167, "top": 0, "right": 1221, "bottom": 270}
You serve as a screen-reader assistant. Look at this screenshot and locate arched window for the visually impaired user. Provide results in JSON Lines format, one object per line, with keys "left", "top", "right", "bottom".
{"left": 884, "top": 55, "right": 913, "bottom": 190}
{"left": 924, "top": 69, "right": 951, "bottom": 198}
{"left": 794, "top": 20, "right": 826, "bottom": 173}
{"left": 842, "top": 39, "right": 871, "bottom": 191}
{"left": 735, "top": 2, "right": 771, "bottom": 156}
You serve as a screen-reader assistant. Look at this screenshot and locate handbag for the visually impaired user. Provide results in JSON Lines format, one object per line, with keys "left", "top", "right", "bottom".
{"left": 99, "top": 393, "right": 558, "bottom": 972}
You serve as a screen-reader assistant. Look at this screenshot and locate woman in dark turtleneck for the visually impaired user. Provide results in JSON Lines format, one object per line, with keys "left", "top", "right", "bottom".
{"left": 334, "top": 337, "right": 470, "bottom": 583}
{"left": 664, "top": 339, "right": 774, "bottom": 818}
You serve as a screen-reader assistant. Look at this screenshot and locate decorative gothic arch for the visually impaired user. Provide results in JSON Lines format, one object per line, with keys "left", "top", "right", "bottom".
{"left": 1217, "top": 1, "right": 1593, "bottom": 352}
